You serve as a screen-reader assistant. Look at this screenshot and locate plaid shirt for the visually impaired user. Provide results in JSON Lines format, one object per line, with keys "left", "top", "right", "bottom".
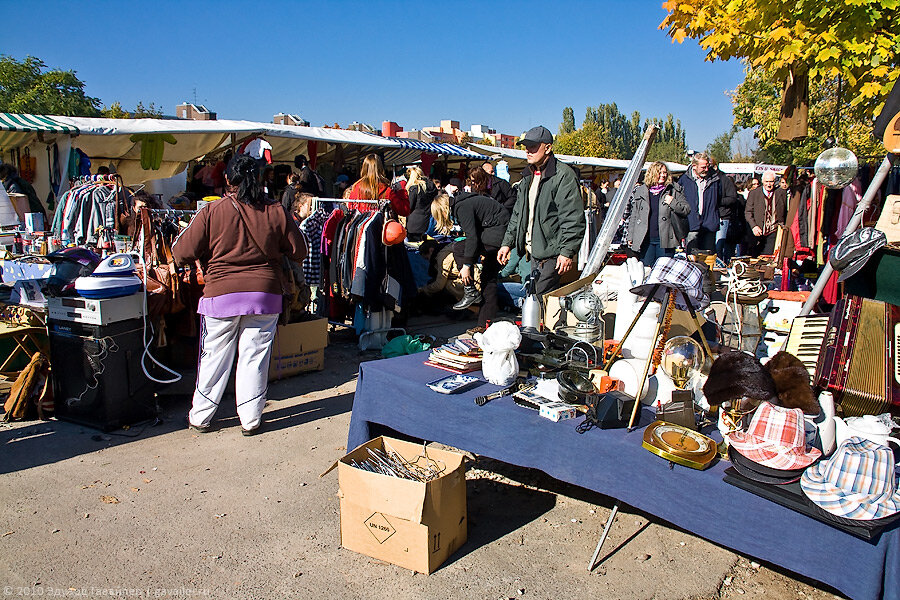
{"left": 801, "top": 438, "right": 900, "bottom": 520}
{"left": 300, "top": 208, "right": 329, "bottom": 287}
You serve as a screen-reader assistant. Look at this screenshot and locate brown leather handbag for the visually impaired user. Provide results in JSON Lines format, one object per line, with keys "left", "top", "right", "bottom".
{"left": 134, "top": 208, "right": 185, "bottom": 317}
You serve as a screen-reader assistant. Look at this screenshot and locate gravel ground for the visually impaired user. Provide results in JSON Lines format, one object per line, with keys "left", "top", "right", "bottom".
{"left": 0, "top": 317, "right": 845, "bottom": 600}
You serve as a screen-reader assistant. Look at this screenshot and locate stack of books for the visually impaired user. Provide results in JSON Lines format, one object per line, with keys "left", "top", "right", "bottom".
{"left": 424, "top": 337, "right": 483, "bottom": 373}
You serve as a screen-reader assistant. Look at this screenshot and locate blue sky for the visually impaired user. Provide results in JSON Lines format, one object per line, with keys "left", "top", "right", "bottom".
{"left": 4, "top": 0, "right": 746, "bottom": 151}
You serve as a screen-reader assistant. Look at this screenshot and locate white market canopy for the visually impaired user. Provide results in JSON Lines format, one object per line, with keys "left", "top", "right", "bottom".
{"left": 470, "top": 143, "right": 687, "bottom": 181}
{"left": 0, "top": 113, "right": 488, "bottom": 185}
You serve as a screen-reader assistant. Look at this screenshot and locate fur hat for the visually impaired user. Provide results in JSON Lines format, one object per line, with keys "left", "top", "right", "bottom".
{"left": 702, "top": 350, "right": 777, "bottom": 412}
{"left": 765, "top": 351, "right": 819, "bottom": 415}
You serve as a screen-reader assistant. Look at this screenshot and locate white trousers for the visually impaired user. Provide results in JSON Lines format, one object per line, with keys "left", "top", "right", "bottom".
{"left": 189, "top": 313, "right": 279, "bottom": 431}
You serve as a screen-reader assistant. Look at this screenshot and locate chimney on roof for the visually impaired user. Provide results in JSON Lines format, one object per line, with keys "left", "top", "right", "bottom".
{"left": 273, "top": 113, "right": 309, "bottom": 127}
{"left": 177, "top": 103, "right": 216, "bottom": 120}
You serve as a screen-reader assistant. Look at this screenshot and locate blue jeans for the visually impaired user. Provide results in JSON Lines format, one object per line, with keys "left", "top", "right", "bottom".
{"left": 497, "top": 281, "right": 526, "bottom": 309}
{"left": 638, "top": 239, "right": 673, "bottom": 267}
{"left": 715, "top": 218, "right": 731, "bottom": 260}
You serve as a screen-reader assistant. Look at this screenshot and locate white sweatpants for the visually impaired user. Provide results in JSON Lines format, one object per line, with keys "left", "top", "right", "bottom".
{"left": 189, "top": 313, "right": 279, "bottom": 431}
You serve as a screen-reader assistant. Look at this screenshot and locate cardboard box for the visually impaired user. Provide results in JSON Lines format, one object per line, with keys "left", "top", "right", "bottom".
{"left": 336, "top": 436, "right": 467, "bottom": 574}
{"left": 268, "top": 317, "right": 328, "bottom": 380}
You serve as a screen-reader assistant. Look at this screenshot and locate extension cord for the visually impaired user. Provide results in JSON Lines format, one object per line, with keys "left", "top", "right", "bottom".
{"left": 130, "top": 241, "right": 182, "bottom": 385}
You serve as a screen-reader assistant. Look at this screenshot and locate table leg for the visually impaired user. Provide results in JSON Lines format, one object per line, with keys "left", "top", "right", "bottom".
{"left": 588, "top": 502, "right": 620, "bottom": 572}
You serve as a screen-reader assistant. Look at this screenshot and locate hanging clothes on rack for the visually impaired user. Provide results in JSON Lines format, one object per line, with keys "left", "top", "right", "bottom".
{"left": 51, "top": 175, "right": 128, "bottom": 246}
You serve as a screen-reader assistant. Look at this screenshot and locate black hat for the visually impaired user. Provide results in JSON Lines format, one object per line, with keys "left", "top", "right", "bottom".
{"left": 829, "top": 226, "right": 887, "bottom": 282}
{"left": 728, "top": 445, "right": 805, "bottom": 485}
{"left": 448, "top": 177, "right": 463, "bottom": 187}
{"left": 517, "top": 126, "right": 553, "bottom": 146}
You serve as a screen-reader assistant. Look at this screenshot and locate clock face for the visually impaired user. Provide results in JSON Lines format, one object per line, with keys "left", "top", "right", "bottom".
{"left": 652, "top": 423, "right": 712, "bottom": 455}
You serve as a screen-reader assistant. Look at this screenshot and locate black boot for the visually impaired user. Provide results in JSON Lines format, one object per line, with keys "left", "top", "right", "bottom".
{"left": 453, "top": 285, "right": 483, "bottom": 310}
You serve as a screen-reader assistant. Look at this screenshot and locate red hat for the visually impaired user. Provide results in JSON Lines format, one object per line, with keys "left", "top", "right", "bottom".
{"left": 727, "top": 401, "right": 821, "bottom": 470}
{"left": 382, "top": 220, "right": 407, "bottom": 246}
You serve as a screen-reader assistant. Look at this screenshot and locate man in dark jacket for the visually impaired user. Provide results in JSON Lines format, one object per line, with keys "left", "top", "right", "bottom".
{"left": 678, "top": 152, "right": 733, "bottom": 254}
{"left": 744, "top": 170, "right": 787, "bottom": 256}
{"left": 482, "top": 161, "right": 515, "bottom": 211}
{"left": 498, "top": 126, "right": 586, "bottom": 295}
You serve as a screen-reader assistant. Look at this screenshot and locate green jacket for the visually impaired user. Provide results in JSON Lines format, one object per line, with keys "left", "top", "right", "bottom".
{"left": 501, "top": 154, "right": 585, "bottom": 261}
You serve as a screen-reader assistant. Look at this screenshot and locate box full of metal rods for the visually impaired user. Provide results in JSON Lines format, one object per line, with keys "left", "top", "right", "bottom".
{"left": 336, "top": 436, "right": 467, "bottom": 573}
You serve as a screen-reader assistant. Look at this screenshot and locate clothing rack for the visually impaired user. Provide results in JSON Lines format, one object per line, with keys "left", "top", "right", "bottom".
{"left": 148, "top": 208, "right": 197, "bottom": 218}
{"left": 310, "top": 197, "right": 380, "bottom": 211}
{"left": 72, "top": 174, "right": 120, "bottom": 184}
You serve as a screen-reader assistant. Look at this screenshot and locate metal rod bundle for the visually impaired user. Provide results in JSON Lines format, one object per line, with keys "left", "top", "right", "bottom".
{"left": 349, "top": 445, "right": 445, "bottom": 482}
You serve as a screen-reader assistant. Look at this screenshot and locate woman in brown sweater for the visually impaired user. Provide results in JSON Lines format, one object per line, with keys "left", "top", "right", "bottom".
{"left": 173, "top": 155, "right": 306, "bottom": 435}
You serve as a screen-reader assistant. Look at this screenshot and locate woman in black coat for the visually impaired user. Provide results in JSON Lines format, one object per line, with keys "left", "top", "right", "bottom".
{"left": 433, "top": 167, "right": 510, "bottom": 327}
{"left": 404, "top": 166, "right": 438, "bottom": 241}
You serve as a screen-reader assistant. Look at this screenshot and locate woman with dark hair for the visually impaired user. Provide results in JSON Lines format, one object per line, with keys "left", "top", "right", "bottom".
{"left": 432, "top": 168, "right": 509, "bottom": 327}
{"left": 173, "top": 155, "right": 307, "bottom": 435}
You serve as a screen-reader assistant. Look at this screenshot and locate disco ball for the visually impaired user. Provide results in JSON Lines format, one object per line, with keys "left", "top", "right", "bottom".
{"left": 814, "top": 147, "right": 858, "bottom": 189}
{"left": 660, "top": 336, "right": 704, "bottom": 389}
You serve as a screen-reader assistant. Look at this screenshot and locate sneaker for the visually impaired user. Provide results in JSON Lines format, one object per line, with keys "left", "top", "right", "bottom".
{"left": 188, "top": 422, "right": 211, "bottom": 433}
{"left": 241, "top": 424, "right": 262, "bottom": 436}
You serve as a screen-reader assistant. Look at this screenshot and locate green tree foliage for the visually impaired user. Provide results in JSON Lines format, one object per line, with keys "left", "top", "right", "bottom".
{"left": 731, "top": 67, "right": 883, "bottom": 164}
{"left": 101, "top": 101, "right": 130, "bottom": 118}
{"left": 101, "top": 101, "right": 164, "bottom": 119}
{"left": 645, "top": 114, "right": 688, "bottom": 162}
{"left": 555, "top": 105, "right": 688, "bottom": 162}
{"left": 0, "top": 55, "right": 101, "bottom": 116}
{"left": 560, "top": 107, "right": 575, "bottom": 134}
{"left": 706, "top": 128, "right": 735, "bottom": 163}
{"left": 583, "top": 103, "right": 640, "bottom": 158}
{"left": 553, "top": 122, "right": 616, "bottom": 158}
{"left": 481, "top": 136, "right": 495, "bottom": 146}
{"left": 660, "top": 0, "right": 900, "bottom": 119}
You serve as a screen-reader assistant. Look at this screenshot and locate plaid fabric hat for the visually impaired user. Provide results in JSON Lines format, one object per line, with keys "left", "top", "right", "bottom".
{"left": 801, "top": 437, "right": 900, "bottom": 520}
{"left": 727, "top": 401, "right": 822, "bottom": 470}
{"left": 630, "top": 257, "right": 710, "bottom": 311}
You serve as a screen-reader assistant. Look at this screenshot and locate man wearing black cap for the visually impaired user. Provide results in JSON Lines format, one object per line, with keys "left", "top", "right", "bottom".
{"left": 498, "top": 126, "right": 585, "bottom": 294}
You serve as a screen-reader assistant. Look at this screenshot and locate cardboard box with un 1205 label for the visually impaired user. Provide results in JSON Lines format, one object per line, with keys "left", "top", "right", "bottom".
{"left": 268, "top": 317, "right": 328, "bottom": 380}
{"left": 334, "top": 436, "right": 467, "bottom": 574}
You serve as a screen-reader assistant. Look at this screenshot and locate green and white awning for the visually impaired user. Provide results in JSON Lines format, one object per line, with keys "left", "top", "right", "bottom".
{"left": 0, "top": 113, "right": 79, "bottom": 148}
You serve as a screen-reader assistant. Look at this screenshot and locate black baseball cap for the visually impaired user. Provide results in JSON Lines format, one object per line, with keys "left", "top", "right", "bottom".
{"left": 448, "top": 177, "right": 463, "bottom": 187}
{"left": 517, "top": 126, "right": 553, "bottom": 146}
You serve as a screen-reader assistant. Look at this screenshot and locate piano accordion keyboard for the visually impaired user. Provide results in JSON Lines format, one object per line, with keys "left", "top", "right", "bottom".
{"left": 784, "top": 314, "right": 828, "bottom": 383}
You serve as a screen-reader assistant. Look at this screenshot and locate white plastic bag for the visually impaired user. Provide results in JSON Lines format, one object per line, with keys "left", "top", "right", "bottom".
{"left": 474, "top": 321, "right": 521, "bottom": 386}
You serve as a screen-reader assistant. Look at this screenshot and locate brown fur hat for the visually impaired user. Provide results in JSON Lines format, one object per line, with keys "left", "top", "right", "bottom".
{"left": 702, "top": 349, "right": 777, "bottom": 411}
{"left": 765, "top": 351, "right": 819, "bottom": 415}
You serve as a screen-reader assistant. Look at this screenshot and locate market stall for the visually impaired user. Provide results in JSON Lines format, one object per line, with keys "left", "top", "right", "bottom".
{"left": 347, "top": 351, "right": 898, "bottom": 600}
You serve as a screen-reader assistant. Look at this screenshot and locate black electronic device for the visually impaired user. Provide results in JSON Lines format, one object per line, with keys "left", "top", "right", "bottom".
{"left": 49, "top": 317, "right": 157, "bottom": 431}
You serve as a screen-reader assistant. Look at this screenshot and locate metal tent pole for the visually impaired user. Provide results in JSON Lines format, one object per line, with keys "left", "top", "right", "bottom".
{"left": 799, "top": 154, "right": 895, "bottom": 315}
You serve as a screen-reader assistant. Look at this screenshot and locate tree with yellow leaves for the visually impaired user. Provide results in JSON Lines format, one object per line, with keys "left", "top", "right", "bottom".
{"left": 660, "top": 0, "right": 899, "bottom": 119}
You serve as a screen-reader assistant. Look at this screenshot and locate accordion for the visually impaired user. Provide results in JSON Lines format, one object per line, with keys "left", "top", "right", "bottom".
{"left": 815, "top": 295, "right": 900, "bottom": 417}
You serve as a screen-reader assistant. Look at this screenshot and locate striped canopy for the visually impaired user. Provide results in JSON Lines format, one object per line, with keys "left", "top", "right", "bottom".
{"left": 0, "top": 113, "right": 79, "bottom": 148}
{"left": 380, "top": 138, "right": 488, "bottom": 166}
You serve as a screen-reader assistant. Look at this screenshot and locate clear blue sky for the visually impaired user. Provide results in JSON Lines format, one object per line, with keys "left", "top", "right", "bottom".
{"left": 4, "top": 0, "right": 746, "bottom": 151}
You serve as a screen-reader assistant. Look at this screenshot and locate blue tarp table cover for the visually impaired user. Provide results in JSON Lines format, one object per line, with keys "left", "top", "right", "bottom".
{"left": 348, "top": 352, "right": 900, "bottom": 600}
